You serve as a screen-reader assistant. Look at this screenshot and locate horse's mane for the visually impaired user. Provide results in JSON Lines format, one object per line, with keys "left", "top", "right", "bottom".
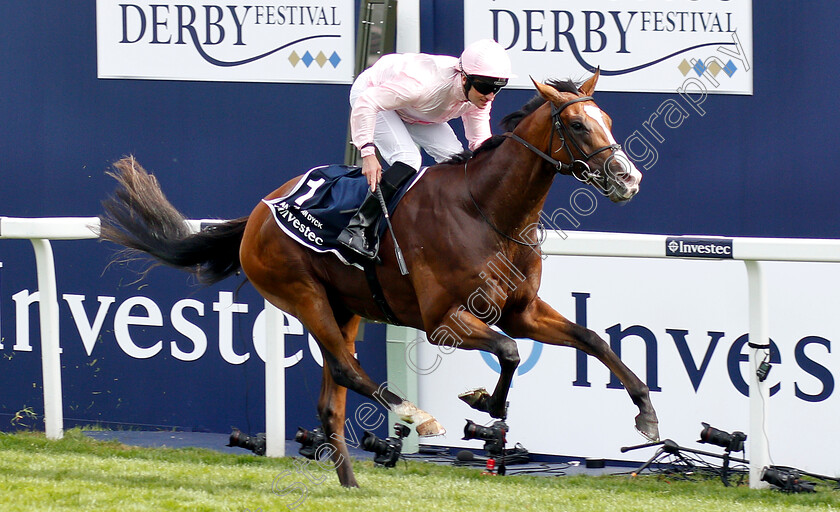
{"left": 443, "top": 79, "right": 581, "bottom": 165}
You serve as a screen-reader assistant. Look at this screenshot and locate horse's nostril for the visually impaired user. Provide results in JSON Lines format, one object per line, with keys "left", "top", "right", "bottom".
{"left": 607, "top": 155, "right": 630, "bottom": 179}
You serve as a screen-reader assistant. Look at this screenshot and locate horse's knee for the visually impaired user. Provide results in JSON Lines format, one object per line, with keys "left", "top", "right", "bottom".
{"left": 577, "top": 326, "right": 610, "bottom": 354}
{"left": 496, "top": 339, "right": 520, "bottom": 369}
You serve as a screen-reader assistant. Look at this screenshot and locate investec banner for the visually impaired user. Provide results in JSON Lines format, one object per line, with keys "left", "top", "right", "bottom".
{"left": 96, "top": 1, "right": 354, "bottom": 83}
{"left": 417, "top": 257, "right": 839, "bottom": 475}
{"left": 464, "top": 0, "right": 753, "bottom": 94}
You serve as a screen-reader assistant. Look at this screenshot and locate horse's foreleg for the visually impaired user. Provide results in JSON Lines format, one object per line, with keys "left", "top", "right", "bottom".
{"left": 428, "top": 308, "right": 520, "bottom": 420}
{"left": 500, "top": 297, "right": 659, "bottom": 441}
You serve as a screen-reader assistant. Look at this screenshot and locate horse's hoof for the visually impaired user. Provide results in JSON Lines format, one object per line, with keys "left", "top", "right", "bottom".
{"left": 635, "top": 412, "right": 660, "bottom": 442}
{"left": 458, "top": 388, "right": 490, "bottom": 410}
{"left": 416, "top": 418, "right": 446, "bottom": 437}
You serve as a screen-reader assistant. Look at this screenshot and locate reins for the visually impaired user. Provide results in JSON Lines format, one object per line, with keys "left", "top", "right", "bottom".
{"left": 509, "top": 95, "right": 621, "bottom": 189}
{"left": 463, "top": 94, "right": 621, "bottom": 248}
{"left": 464, "top": 161, "right": 542, "bottom": 248}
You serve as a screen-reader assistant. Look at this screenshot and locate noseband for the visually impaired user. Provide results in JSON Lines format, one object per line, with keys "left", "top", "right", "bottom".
{"left": 508, "top": 96, "right": 622, "bottom": 189}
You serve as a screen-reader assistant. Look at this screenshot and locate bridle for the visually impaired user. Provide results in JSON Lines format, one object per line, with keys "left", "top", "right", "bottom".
{"left": 507, "top": 95, "right": 622, "bottom": 191}
{"left": 463, "top": 95, "right": 623, "bottom": 247}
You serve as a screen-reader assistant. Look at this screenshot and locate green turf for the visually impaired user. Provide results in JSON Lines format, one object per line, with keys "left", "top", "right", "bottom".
{"left": 1, "top": 429, "right": 838, "bottom": 511}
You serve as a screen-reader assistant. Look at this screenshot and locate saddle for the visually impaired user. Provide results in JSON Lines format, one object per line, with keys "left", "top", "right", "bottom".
{"left": 263, "top": 164, "right": 423, "bottom": 269}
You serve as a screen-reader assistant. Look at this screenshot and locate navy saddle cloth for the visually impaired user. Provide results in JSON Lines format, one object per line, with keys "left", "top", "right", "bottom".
{"left": 263, "top": 164, "right": 420, "bottom": 267}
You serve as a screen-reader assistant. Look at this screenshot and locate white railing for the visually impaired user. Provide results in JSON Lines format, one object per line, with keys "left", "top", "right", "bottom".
{"left": 5, "top": 216, "right": 840, "bottom": 486}
{"left": 0, "top": 216, "right": 286, "bottom": 456}
{"left": 541, "top": 230, "right": 840, "bottom": 488}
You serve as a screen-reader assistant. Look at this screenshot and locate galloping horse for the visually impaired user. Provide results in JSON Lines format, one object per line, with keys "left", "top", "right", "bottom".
{"left": 99, "top": 71, "right": 658, "bottom": 487}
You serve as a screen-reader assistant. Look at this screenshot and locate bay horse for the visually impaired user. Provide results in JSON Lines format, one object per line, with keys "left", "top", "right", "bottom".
{"left": 99, "top": 71, "right": 658, "bottom": 487}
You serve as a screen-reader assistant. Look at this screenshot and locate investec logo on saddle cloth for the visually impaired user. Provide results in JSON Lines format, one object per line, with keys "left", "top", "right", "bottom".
{"left": 465, "top": 0, "right": 753, "bottom": 94}
{"left": 666, "top": 237, "right": 733, "bottom": 259}
{"left": 269, "top": 201, "right": 325, "bottom": 246}
{"left": 263, "top": 164, "right": 425, "bottom": 269}
{"left": 96, "top": 0, "right": 353, "bottom": 83}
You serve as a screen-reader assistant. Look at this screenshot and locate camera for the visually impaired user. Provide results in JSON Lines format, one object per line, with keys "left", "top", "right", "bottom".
{"left": 698, "top": 422, "right": 746, "bottom": 452}
{"left": 294, "top": 426, "right": 328, "bottom": 460}
{"left": 361, "top": 423, "right": 410, "bottom": 467}
{"left": 463, "top": 419, "right": 508, "bottom": 457}
{"left": 761, "top": 466, "right": 816, "bottom": 493}
{"left": 227, "top": 428, "right": 266, "bottom": 456}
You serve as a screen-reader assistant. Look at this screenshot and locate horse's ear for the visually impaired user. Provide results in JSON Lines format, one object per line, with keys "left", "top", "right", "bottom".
{"left": 579, "top": 68, "right": 601, "bottom": 96}
{"left": 531, "top": 76, "right": 560, "bottom": 102}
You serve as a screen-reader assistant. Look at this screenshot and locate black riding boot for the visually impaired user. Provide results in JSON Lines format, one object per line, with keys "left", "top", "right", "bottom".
{"left": 338, "top": 161, "right": 416, "bottom": 259}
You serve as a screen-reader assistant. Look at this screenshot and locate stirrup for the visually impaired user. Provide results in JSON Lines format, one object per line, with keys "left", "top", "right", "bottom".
{"left": 338, "top": 228, "right": 377, "bottom": 259}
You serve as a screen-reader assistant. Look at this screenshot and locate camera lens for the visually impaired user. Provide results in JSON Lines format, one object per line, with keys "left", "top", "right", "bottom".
{"left": 699, "top": 423, "right": 730, "bottom": 446}
{"left": 295, "top": 427, "right": 316, "bottom": 446}
{"left": 698, "top": 422, "right": 746, "bottom": 452}
{"left": 227, "top": 428, "right": 266, "bottom": 456}
{"left": 361, "top": 431, "right": 388, "bottom": 455}
{"left": 463, "top": 420, "right": 493, "bottom": 441}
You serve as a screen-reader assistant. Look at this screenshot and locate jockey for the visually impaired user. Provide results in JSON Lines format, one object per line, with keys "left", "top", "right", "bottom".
{"left": 338, "top": 39, "right": 514, "bottom": 259}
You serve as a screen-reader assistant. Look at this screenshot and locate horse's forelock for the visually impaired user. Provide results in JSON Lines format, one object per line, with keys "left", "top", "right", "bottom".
{"left": 546, "top": 78, "right": 582, "bottom": 95}
{"left": 500, "top": 78, "right": 583, "bottom": 131}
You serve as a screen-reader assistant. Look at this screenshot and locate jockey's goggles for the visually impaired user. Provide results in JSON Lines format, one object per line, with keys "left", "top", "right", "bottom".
{"left": 467, "top": 75, "right": 508, "bottom": 95}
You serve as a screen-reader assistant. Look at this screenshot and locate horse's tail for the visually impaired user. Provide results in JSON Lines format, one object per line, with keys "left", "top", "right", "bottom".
{"left": 98, "top": 156, "right": 247, "bottom": 285}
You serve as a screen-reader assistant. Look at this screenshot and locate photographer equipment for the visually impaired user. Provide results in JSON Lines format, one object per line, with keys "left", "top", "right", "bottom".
{"left": 756, "top": 354, "right": 772, "bottom": 382}
{"left": 761, "top": 466, "right": 816, "bottom": 493}
{"left": 698, "top": 422, "right": 746, "bottom": 484}
{"left": 748, "top": 341, "right": 772, "bottom": 382}
{"left": 361, "top": 423, "right": 410, "bottom": 467}
{"left": 227, "top": 428, "right": 266, "bottom": 456}
{"left": 454, "top": 443, "right": 530, "bottom": 467}
{"left": 463, "top": 419, "right": 507, "bottom": 457}
{"left": 463, "top": 419, "right": 510, "bottom": 475}
{"left": 294, "top": 426, "right": 328, "bottom": 460}
{"left": 622, "top": 423, "right": 750, "bottom": 486}
{"left": 698, "top": 422, "right": 746, "bottom": 453}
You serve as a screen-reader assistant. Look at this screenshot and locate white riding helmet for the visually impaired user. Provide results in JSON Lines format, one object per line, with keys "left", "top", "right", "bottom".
{"left": 459, "top": 39, "right": 515, "bottom": 79}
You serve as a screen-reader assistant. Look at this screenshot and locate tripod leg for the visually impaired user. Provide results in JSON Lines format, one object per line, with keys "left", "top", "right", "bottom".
{"left": 632, "top": 448, "right": 665, "bottom": 476}
{"left": 721, "top": 452, "right": 731, "bottom": 487}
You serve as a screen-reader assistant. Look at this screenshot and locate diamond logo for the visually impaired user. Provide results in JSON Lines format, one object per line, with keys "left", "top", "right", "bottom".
{"left": 329, "top": 51, "right": 341, "bottom": 68}
{"left": 301, "top": 51, "right": 314, "bottom": 67}
{"left": 723, "top": 60, "right": 738, "bottom": 77}
{"left": 288, "top": 51, "right": 300, "bottom": 67}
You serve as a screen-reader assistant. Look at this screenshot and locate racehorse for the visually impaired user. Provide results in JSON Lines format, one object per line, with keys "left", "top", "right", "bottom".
{"left": 99, "top": 71, "right": 658, "bottom": 488}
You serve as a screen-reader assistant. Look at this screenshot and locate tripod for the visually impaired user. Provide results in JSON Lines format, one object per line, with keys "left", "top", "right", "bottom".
{"left": 621, "top": 439, "right": 749, "bottom": 486}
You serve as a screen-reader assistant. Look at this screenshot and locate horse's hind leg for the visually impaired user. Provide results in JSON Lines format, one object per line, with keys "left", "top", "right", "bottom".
{"left": 316, "top": 315, "right": 361, "bottom": 488}
{"left": 500, "top": 297, "right": 659, "bottom": 441}
{"left": 284, "top": 287, "right": 445, "bottom": 438}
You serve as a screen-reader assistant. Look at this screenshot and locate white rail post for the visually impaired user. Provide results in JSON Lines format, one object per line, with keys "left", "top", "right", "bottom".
{"left": 30, "top": 238, "right": 64, "bottom": 440}
{"left": 385, "top": 325, "right": 419, "bottom": 453}
{"left": 745, "top": 260, "right": 770, "bottom": 488}
{"left": 395, "top": 0, "right": 420, "bottom": 53}
{"left": 264, "top": 300, "right": 286, "bottom": 457}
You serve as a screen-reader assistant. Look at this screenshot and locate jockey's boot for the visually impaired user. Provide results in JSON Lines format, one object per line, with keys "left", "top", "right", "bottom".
{"left": 338, "top": 161, "right": 417, "bottom": 259}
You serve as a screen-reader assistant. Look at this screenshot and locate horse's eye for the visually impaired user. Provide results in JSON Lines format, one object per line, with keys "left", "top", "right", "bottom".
{"left": 570, "top": 121, "right": 585, "bottom": 131}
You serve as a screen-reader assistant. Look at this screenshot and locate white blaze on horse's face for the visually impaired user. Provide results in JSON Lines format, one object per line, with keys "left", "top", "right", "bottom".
{"left": 583, "top": 104, "right": 643, "bottom": 201}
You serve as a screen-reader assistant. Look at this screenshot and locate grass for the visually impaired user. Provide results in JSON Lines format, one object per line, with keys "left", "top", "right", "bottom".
{"left": 1, "top": 429, "right": 838, "bottom": 512}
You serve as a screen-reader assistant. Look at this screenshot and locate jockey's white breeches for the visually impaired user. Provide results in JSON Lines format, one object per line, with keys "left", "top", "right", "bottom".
{"left": 350, "top": 83, "right": 464, "bottom": 170}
